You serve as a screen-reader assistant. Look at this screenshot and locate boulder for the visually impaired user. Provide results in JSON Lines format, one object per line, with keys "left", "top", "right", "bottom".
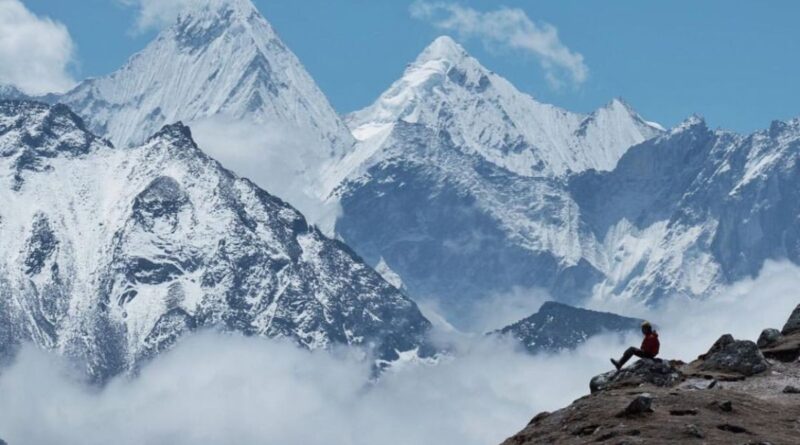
{"left": 781, "top": 304, "right": 800, "bottom": 335}
{"left": 696, "top": 334, "right": 768, "bottom": 377}
{"left": 616, "top": 393, "right": 653, "bottom": 417}
{"left": 590, "top": 359, "right": 683, "bottom": 393}
{"left": 757, "top": 328, "right": 782, "bottom": 348}
{"left": 760, "top": 331, "right": 800, "bottom": 362}
{"left": 783, "top": 385, "right": 800, "bottom": 394}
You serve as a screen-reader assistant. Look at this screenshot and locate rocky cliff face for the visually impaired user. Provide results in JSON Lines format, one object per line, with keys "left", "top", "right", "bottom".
{"left": 0, "top": 100, "right": 432, "bottom": 381}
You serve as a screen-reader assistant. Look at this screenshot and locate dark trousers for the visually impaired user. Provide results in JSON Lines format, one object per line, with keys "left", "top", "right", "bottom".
{"left": 618, "top": 347, "right": 655, "bottom": 368}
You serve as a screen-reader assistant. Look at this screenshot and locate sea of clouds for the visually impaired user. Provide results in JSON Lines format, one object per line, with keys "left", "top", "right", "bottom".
{"left": 0, "top": 261, "right": 797, "bottom": 445}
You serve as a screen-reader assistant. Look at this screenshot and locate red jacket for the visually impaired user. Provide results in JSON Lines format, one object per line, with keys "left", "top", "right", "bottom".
{"left": 641, "top": 332, "right": 660, "bottom": 357}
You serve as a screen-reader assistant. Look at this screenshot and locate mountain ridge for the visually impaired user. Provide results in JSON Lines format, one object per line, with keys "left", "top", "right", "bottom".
{"left": 0, "top": 99, "right": 433, "bottom": 381}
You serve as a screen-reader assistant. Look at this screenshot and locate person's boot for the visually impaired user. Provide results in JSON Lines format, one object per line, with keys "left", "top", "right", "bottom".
{"left": 610, "top": 358, "right": 621, "bottom": 371}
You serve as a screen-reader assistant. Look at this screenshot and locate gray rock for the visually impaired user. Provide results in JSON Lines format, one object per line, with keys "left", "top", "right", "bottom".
{"left": 590, "top": 359, "right": 683, "bottom": 393}
{"left": 782, "top": 385, "right": 800, "bottom": 394}
{"left": 757, "top": 328, "right": 782, "bottom": 348}
{"left": 718, "top": 400, "right": 733, "bottom": 412}
{"left": 617, "top": 393, "right": 653, "bottom": 417}
{"left": 684, "top": 423, "right": 704, "bottom": 438}
{"left": 698, "top": 334, "right": 768, "bottom": 376}
{"left": 782, "top": 304, "right": 800, "bottom": 335}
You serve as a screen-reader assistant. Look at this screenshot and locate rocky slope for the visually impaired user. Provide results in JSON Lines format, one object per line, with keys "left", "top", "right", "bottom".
{"left": 494, "top": 302, "right": 642, "bottom": 353}
{"left": 501, "top": 304, "right": 800, "bottom": 444}
{"left": 0, "top": 100, "right": 432, "bottom": 381}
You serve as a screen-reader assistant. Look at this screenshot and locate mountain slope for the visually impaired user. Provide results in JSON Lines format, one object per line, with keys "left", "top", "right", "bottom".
{"left": 332, "top": 37, "right": 661, "bottom": 323}
{"left": 0, "top": 100, "right": 431, "bottom": 380}
{"left": 571, "top": 116, "right": 800, "bottom": 303}
{"left": 60, "top": 0, "right": 352, "bottom": 153}
{"left": 494, "top": 302, "right": 643, "bottom": 353}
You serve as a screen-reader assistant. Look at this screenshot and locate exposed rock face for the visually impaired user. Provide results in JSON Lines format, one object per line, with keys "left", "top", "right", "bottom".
{"left": 696, "top": 334, "right": 768, "bottom": 377}
{"left": 590, "top": 359, "right": 683, "bottom": 393}
{"left": 782, "top": 303, "right": 800, "bottom": 335}
{"left": 494, "top": 302, "right": 642, "bottom": 353}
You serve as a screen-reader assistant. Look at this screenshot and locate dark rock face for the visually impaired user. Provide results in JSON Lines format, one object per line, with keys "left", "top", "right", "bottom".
{"left": 697, "top": 334, "right": 768, "bottom": 377}
{"left": 590, "top": 359, "right": 683, "bottom": 393}
{"left": 782, "top": 304, "right": 800, "bottom": 335}
{"left": 757, "top": 328, "right": 782, "bottom": 348}
{"left": 494, "top": 301, "right": 643, "bottom": 353}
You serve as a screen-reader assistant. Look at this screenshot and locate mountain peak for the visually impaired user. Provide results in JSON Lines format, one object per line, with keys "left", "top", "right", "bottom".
{"left": 178, "top": 0, "right": 257, "bottom": 20}
{"left": 416, "top": 36, "right": 469, "bottom": 64}
{"left": 672, "top": 114, "right": 708, "bottom": 134}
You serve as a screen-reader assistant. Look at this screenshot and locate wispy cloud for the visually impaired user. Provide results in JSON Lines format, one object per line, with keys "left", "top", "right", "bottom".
{"left": 119, "top": 0, "right": 206, "bottom": 32}
{"left": 0, "top": 0, "right": 76, "bottom": 94}
{"left": 410, "top": 1, "right": 589, "bottom": 89}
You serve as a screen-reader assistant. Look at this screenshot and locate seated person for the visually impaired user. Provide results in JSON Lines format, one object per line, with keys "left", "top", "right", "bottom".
{"left": 611, "top": 321, "right": 660, "bottom": 370}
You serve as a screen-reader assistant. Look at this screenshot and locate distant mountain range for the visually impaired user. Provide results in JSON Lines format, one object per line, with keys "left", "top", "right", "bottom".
{"left": 2, "top": 0, "right": 799, "bottom": 367}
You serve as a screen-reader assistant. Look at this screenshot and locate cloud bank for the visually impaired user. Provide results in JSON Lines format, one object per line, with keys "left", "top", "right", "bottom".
{"left": 410, "top": 1, "right": 589, "bottom": 89}
{"left": 0, "top": 0, "right": 76, "bottom": 94}
{"left": 0, "top": 262, "right": 797, "bottom": 445}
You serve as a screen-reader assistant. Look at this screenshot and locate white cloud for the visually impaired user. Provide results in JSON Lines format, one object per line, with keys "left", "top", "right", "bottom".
{"left": 119, "top": 0, "right": 232, "bottom": 32}
{"left": 410, "top": 1, "right": 588, "bottom": 89}
{"left": 0, "top": 0, "right": 76, "bottom": 95}
{"left": 1, "top": 261, "right": 797, "bottom": 445}
{"left": 190, "top": 117, "right": 343, "bottom": 235}
{"left": 118, "top": 0, "right": 196, "bottom": 31}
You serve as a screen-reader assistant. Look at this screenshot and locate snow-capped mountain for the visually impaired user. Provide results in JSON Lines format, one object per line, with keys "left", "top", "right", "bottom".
{"left": 60, "top": 0, "right": 352, "bottom": 154}
{"left": 343, "top": 36, "right": 662, "bottom": 180}
{"left": 0, "top": 100, "right": 431, "bottom": 381}
{"left": 332, "top": 37, "right": 662, "bottom": 324}
{"left": 572, "top": 116, "right": 800, "bottom": 303}
{"left": 494, "top": 301, "right": 642, "bottom": 353}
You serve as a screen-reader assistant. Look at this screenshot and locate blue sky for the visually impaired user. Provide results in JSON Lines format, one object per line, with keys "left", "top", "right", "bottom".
{"left": 14, "top": 0, "right": 800, "bottom": 133}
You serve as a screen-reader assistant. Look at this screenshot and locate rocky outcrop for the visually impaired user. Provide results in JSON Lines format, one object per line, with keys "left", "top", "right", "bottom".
{"left": 759, "top": 305, "right": 800, "bottom": 362}
{"left": 500, "top": 307, "right": 800, "bottom": 445}
{"left": 691, "top": 334, "right": 768, "bottom": 378}
{"left": 761, "top": 330, "right": 800, "bottom": 363}
{"left": 590, "top": 359, "right": 683, "bottom": 393}
{"left": 782, "top": 304, "right": 800, "bottom": 335}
